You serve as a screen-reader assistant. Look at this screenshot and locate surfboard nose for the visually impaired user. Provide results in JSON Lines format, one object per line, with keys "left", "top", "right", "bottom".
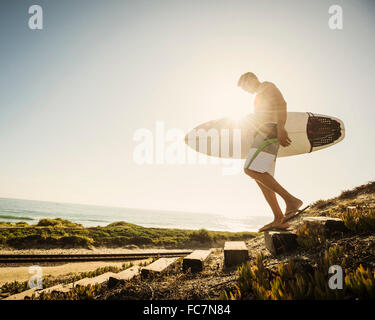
{"left": 185, "top": 130, "right": 197, "bottom": 151}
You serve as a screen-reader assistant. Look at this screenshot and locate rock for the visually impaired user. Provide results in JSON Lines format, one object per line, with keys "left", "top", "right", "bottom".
{"left": 264, "top": 231, "right": 298, "bottom": 255}
{"left": 183, "top": 250, "right": 212, "bottom": 273}
{"left": 224, "top": 241, "right": 249, "bottom": 267}
{"left": 303, "top": 217, "right": 348, "bottom": 236}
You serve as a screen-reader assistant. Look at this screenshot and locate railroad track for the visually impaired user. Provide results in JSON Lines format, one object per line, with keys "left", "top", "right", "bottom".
{"left": 0, "top": 251, "right": 193, "bottom": 263}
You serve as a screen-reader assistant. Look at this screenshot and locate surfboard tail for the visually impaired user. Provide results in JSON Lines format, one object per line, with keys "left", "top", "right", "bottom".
{"left": 306, "top": 113, "right": 345, "bottom": 152}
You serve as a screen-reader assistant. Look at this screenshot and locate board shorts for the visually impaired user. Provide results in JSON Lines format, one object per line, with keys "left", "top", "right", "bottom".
{"left": 243, "top": 123, "right": 279, "bottom": 177}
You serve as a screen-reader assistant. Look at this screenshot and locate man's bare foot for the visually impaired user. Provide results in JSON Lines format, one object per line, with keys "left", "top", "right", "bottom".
{"left": 285, "top": 198, "right": 303, "bottom": 215}
{"left": 258, "top": 219, "right": 290, "bottom": 232}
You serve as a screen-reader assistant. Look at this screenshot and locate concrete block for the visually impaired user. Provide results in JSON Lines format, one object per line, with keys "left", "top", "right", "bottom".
{"left": 141, "top": 257, "right": 178, "bottom": 278}
{"left": 303, "top": 217, "right": 348, "bottom": 236}
{"left": 108, "top": 266, "right": 140, "bottom": 288}
{"left": 112, "top": 266, "right": 140, "bottom": 280}
{"left": 264, "top": 231, "right": 297, "bottom": 255}
{"left": 224, "top": 241, "right": 249, "bottom": 267}
{"left": 37, "top": 283, "right": 74, "bottom": 295}
{"left": 182, "top": 250, "right": 212, "bottom": 273}
{"left": 74, "top": 272, "right": 118, "bottom": 287}
{"left": 5, "top": 267, "right": 140, "bottom": 300}
{"left": 5, "top": 282, "right": 73, "bottom": 300}
{"left": 4, "top": 288, "right": 37, "bottom": 300}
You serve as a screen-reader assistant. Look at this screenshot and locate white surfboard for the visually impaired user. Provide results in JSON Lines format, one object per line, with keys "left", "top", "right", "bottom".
{"left": 184, "top": 112, "right": 345, "bottom": 159}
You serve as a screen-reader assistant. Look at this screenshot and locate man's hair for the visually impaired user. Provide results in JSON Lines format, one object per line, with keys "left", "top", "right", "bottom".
{"left": 237, "top": 72, "right": 258, "bottom": 87}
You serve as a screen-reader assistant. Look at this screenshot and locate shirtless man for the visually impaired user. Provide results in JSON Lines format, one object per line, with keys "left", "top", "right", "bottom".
{"left": 238, "top": 72, "right": 304, "bottom": 232}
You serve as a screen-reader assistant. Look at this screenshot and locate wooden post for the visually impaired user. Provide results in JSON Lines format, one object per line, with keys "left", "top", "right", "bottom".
{"left": 224, "top": 241, "right": 249, "bottom": 267}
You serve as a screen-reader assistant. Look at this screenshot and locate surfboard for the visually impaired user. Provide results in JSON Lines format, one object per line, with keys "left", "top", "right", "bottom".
{"left": 184, "top": 112, "right": 345, "bottom": 159}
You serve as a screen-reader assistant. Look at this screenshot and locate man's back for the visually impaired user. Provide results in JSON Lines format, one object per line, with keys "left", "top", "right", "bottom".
{"left": 254, "top": 81, "right": 286, "bottom": 124}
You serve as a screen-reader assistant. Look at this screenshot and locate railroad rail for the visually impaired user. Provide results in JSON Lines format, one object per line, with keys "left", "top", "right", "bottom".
{"left": 0, "top": 251, "right": 193, "bottom": 263}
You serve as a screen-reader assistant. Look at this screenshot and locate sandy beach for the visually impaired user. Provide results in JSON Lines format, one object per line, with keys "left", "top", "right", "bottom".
{"left": 0, "top": 260, "right": 151, "bottom": 286}
{"left": 0, "top": 247, "right": 196, "bottom": 286}
{"left": 0, "top": 247, "right": 194, "bottom": 256}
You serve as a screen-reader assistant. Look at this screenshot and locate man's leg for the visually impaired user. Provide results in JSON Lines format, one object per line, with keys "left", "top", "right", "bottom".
{"left": 255, "top": 181, "right": 289, "bottom": 231}
{"left": 255, "top": 181, "right": 284, "bottom": 220}
{"left": 243, "top": 123, "right": 302, "bottom": 229}
{"left": 245, "top": 169, "right": 302, "bottom": 213}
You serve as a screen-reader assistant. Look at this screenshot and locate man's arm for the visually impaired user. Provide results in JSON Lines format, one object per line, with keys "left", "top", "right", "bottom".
{"left": 276, "top": 104, "right": 291, "bottom": 147}
{"left": 270, "top": 84, "right": 291, "bottom": 147}
{"left": 276, "top": 104, "right": 287, "bottom": 128}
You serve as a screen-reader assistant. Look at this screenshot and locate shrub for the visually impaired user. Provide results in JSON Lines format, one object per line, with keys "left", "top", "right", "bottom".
{"left": 296, "top": 223, "right": 326, "bottom": 249}
{"left": 1, "top": 217, "right": 257, "bottom": 249}
{"left": 0, "top": 222, "right": 12, "bottom": 227}
{"left": 35, "top": 284, "right": 102, "bottom": 300}
{"left": 129, "top": 235, "right": 153, "bottom": 245}
{"left": 15, "top": 222, "right": 29, "bottom": 227}
{"left": 341, "top": 208, "right": 375, "bottom": 233}
{"left": 311, "top": 199, "right": 335, "bottom": 210}
{"left": 220, "top": 246, "right": 373, "bottom": 300}
{"left": 37, "top": 219, "right": 61, "bottom": 227}
{"left": 7, "top": 234, "right": 47, "bottom": 247}
{"left": 105, "top": 221, "right": 132, "bottom": 228}
{"left": 189, "top": 229, "right": 213, "bottom": 243}
{"left": 338, "top": 181, "right": 375, "bottom": 200}
{"left": 0, "top": 281, "right": 29, "bottom": 295}
{"left": 37, "top": 218, "right": 82, "bottom": 228}
{"left": 345, "top": 265, "right": 375, "bottom": 299}
{"left": 0, "top": 236, "right": 6, "bottom": 245}
{"left": 59, "top": 235, "right": 93, "bottom": 247}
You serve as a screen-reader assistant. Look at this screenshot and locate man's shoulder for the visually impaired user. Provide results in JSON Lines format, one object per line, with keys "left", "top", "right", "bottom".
{"left": 256, "top": 81, "right": 286, "bottom": 105}
{"left": 257, "top": 82, "right": 280, "bottom": 95}
{"left": 262, "top": 81, "right": 274, "bottom": 86}
{"left": 262, "top": 81, "right": 279, "bottom": 91}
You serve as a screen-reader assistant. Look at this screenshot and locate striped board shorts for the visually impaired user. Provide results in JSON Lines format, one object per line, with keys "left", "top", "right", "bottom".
{"left": 243, "top": 123, "right": 279, "bottom": 177}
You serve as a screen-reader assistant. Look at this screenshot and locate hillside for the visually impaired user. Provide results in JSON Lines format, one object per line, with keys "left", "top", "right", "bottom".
{"left": 0, "top": 218, "right": 257, "bottom": 250}
{"left": 2, "top": 182, "right": 375, "bottom": 300}
{"left": 15, "top": 181, "right": 374, "bottom": 300}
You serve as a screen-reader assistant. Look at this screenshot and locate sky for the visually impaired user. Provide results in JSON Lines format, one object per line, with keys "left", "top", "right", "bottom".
{"left": 0, "top": 0, "right": 374, "bottom": 218}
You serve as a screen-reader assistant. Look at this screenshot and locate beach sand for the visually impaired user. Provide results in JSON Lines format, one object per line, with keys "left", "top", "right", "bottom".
{"left": 0, "top": 247, "right": 193, "bottom": 255}
{"left": 0, "top": 259, "right": 150, "bottom": 286}
{"left": 0, "top": 247, "right": 195, "bottom": 286}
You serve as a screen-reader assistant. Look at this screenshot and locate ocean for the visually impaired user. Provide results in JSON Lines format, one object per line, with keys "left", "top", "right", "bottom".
{"left": 0, "top": 198, "right": 271, "bottom": 232}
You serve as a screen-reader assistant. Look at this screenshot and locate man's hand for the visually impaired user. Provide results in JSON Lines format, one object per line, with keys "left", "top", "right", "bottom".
{"left": 277, "top": 127, "right": 291, "bottom": 147}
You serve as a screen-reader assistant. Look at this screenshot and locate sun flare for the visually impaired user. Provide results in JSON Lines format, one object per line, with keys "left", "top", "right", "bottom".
{"left": 228, "top": 112, "right": 248, "bottom": 122}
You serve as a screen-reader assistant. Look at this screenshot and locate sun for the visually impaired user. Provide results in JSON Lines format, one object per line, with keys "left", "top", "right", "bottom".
{"left": 228, "top": 112, "right": 248, "bottom": 122}
{"left": 227, "top": 91, "right": 255, "bottom": 122}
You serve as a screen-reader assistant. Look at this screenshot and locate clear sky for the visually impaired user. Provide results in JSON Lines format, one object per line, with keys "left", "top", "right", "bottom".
{"left": 0, "top": 0, "right": 374, "bottom": 217}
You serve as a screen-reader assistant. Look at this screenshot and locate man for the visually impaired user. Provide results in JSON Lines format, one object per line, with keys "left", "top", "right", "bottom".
{"left": 238, "top": 72, "right": 305, "bottom": 232}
